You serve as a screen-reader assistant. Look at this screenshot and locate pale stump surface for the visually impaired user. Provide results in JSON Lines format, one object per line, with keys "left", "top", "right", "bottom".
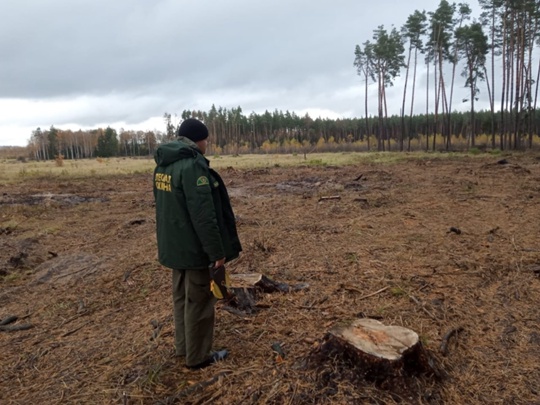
{"left": 331, "top": 318, "right": 419, "bottom": 361}
{"left": 315, "top": 319, "right": 437, "bottom": 383}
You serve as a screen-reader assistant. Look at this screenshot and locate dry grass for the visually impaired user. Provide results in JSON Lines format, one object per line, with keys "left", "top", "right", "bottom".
{"left": 0, "top": 150, "right": 499, "bottom": 184}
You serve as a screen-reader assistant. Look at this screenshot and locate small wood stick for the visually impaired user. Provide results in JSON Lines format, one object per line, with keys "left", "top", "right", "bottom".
{"left": 318, "top": 195, "right": 341, "bottom": 202}
{"left": 0, "top": 324, "right": 33, "bottom": 332}
{"left": 358, "top": 286, "right": 390, "bottom": 300}
{"left": 0, "top": 315, "right": 18, "bottom": 326}
{"left": 440, "top": 327, "right": 464, "bottom": 356}
{"left": 408, "top": 294, "right": 438, "bottom": 320}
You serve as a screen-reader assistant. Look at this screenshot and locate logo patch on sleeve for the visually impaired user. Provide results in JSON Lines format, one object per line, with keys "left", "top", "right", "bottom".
{"left": 196, "top": 176, "right": 209, "bottom": 186}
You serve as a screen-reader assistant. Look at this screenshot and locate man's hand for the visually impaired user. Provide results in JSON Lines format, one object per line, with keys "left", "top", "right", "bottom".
{"left": 214, "top": 257, "right": 226, "bottom": 268}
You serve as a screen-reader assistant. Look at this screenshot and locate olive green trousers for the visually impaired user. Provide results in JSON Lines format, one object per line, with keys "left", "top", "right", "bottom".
{"left": 172, "top": 268, "right": 216, "bottom": 367}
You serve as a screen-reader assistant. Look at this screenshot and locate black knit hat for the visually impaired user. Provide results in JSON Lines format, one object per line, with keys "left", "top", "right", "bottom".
{"left": 177, "top": 118, "right": 209, "bottom": 142}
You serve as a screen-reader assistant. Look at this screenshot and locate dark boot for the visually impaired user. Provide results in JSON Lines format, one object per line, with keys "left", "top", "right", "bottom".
{"left": 186, "top": 349, "right": 229, "bottom": 370}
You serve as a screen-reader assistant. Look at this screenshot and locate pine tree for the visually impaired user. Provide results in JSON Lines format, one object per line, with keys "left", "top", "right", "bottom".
{"left": 456, "top": 22, "right": 489, "bottom": 147}
{"left": 96, "top": 127, "right": 119, "bottom": 157}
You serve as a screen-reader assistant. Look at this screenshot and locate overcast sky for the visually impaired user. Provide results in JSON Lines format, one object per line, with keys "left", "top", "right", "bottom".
{"left": 0, "top": 0, "right": 482, "bottom": 146}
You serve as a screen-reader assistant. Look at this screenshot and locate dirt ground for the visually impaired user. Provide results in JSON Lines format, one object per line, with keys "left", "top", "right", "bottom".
{"left": 1, "top": 153, "right": 540, "bottom": 405}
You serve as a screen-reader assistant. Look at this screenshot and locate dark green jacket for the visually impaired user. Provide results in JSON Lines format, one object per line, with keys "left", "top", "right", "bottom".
{"left": 153, "top": 137, "right": 242, "bottom": 270}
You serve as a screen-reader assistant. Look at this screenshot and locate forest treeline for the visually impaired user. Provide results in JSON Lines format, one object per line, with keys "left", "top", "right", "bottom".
{"left": 354, "top": 0, "right": 540, "bottom": 152}
{"left": 20, "top": 0, "right": 540, "bottom": 160}
{"left": 22, "top": 106, "right": 540, "bottom": 161}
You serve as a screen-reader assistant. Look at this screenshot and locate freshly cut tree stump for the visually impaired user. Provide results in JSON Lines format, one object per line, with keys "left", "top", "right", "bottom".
{"left": 318, "top": 318, "right": 437, "bottom": 380}
{"left": 225, "top": 273, "right": 309, "bottom": 314}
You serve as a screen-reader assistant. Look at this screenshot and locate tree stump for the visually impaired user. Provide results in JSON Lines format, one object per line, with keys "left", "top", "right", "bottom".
{"left": 316, "top": 319, "right": 438, "bottom": 381}
{"left": 224, "top": 273, "right": 308, "bottom": 314}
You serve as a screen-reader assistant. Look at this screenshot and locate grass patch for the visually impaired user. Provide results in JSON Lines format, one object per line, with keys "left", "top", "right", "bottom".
{"left": 345, "top": 252, "right": 359, "bottom": 264}
{"left": 0, "top": 150, "right": 516, "bottom": 182}
{"left": 305, "top": 159, "right": 327, "bottom": 166}
{"left": 41, "top": 226, "right": 61, "bottom": 235}
{"left": 390, "top": 286, "right": 406, "bottom": 297}
{"left": 2, "top": 272, "right": 22, "bottom": 282}
{"left": 1, "top": 220, "right": 19, "bottom": 233}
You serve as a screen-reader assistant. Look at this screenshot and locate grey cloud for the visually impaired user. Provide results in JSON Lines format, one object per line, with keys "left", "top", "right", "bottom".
{"left": 0, "top": 0, "right": 483, "bottom": 145}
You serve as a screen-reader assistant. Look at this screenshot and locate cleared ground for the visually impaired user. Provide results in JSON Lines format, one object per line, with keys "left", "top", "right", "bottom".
{"left": 1, "top": 152, "right": 539, "bottom": 404}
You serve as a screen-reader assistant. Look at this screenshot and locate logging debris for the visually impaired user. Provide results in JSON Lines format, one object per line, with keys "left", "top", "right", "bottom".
{"left": 440, "top": 327, "right": 465, "bottom": 356}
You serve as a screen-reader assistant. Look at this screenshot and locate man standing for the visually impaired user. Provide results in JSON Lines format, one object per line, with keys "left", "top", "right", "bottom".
{"left": 153, "top": 118, "right": 242, "bottom": 369}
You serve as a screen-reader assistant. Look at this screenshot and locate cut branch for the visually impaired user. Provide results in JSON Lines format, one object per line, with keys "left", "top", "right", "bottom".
{"left": 0, "top": 324, "right": 33, "bottom": 332}
{"left": 0, "top": 315, "right": 18, "bottom": 326}
{"left": 318, "top": 195, "right": 341, "bottom": 202}
{"left": 440, "top": 327, "right": 464, "bottom": 356}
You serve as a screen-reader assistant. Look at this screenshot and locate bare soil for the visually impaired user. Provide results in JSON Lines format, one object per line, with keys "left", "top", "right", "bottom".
{"left": 1, "top": 154, "right": 540, "bottom": 404}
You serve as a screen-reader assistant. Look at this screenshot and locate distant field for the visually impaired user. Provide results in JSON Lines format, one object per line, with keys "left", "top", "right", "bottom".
{"left": 0, "top": 151, "right": 497, "bottom": 183}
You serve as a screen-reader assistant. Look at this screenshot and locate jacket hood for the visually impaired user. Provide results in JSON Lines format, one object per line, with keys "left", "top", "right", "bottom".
{"left": 154, "top": 137, "right": 201, "bottom": 167}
